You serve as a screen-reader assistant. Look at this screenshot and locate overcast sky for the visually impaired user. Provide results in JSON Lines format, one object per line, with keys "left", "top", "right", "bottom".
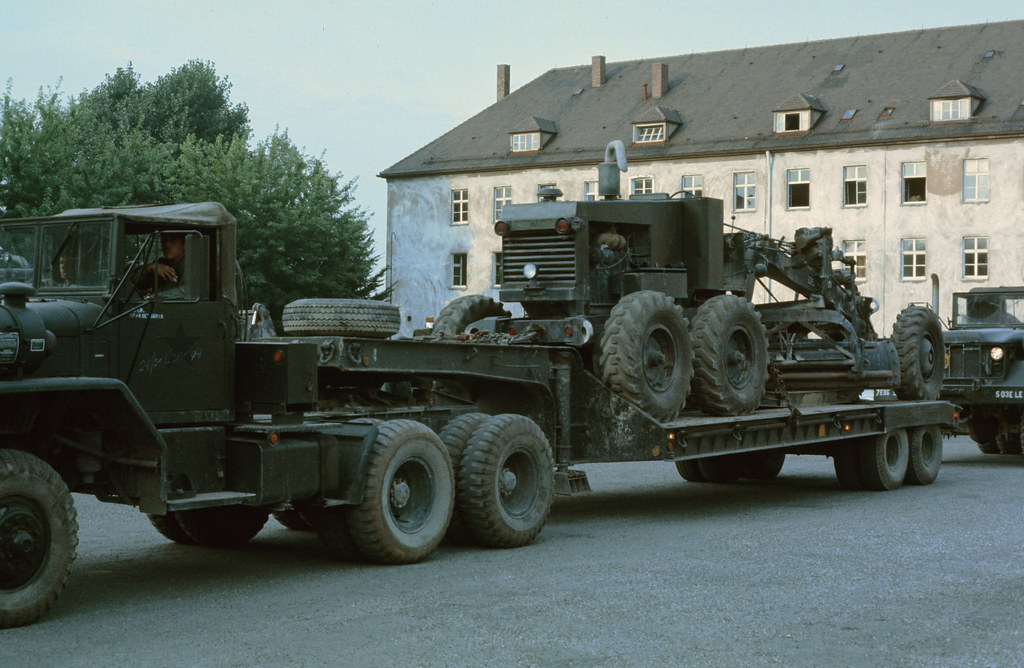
{"left": 4, "top": 1, "right": 1023, "bottom": 263}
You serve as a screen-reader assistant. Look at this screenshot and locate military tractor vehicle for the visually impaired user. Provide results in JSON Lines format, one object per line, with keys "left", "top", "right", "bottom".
{"left": 435, "top": 141, "right": 942, "bottom": 421}
{"left": 941, "top": 286, "right": 1024, "bottom": 454}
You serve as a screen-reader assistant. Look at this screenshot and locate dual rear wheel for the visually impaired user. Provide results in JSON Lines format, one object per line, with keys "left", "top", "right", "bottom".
{"left": 833, "top": 426, "right": 941, "bottom": 490}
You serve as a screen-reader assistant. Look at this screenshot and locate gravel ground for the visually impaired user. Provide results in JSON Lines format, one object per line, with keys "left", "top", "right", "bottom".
{"left": 3, "top": 435, "right": 1023, "bottom": 667}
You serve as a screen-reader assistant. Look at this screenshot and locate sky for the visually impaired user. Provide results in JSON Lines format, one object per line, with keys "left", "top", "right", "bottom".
{"left": 4, "top": 0, "right": 1024, "bottom": 266}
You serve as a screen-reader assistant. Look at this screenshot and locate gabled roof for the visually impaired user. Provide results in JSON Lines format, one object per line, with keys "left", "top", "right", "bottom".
{"left": 929, "top": 79, "right": 985, "bottom": 100}
{"left": 633, "top": 105, "right": 683, "bottom": 125}
{"left": 774, "top": 93, "right": 826, "bottom": 113}
{"left": 511, "top": 116, "right": 557, "bottom": 134}
{"left": 381, "top": 20, "right": 1024, "bottom": 179}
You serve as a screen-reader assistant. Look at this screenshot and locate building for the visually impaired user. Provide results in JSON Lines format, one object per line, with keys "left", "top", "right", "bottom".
{"left": 380, "top": 20, "right": 1024, "bottom": 336}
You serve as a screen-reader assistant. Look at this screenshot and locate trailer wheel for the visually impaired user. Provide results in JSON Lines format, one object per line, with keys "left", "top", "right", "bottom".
{"left": 176, "top": 506, "right": 270, "bottom": 547}
{"left": 0, "top": 450, "right": 78, "bottom": 629}
{"left": 906, "top": 425, "right": 942, "bottom": 485}
{"left": 739, "top": 451, "right": 786, "bottom": 480}
{"left": 697, "top": 455, "right": 741, "bottom": 483}
{"left": 433, "top": 295, "right": 511, "bottom": 337}
{"left": 438, "top": 412, "right": 490, "bottom": 543}
{"left": 689, "top": 295, "right": 768, "bottom": 416}
{"left": 858, "top": 429, "right": 909, "bottom": 491}
{"left": 833, "top": 441, "right": 865, "bottom": 490}
{"left": 967, "top": 416, "right": 1000, "bottom": 454}
{"left": 599, "top": 291, "right": 693, "bottom": 421}
{"left": 281, "top": 298, "right": 400, "bottom": 338}
{"left": 674, "top": 460, "right": 706, "bottom": 482}
{"left": 301, "top": 506, "right": 362, "bottom": 561}
{"left": 892, "top": 306, "right": 943, "bottom": 401}
{"left": 347, "top": 420, "right": 453, "bottom": 564}
{"left": 458, "top": 414, "right": 554, "bottom": 548}
{"left": 147, "top": 512, "right": 196, "bottom": 544}
{"left": 272, "top": 509, "right": 313, "bottom": 532}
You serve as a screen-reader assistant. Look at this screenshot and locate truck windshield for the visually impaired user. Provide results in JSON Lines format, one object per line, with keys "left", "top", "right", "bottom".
{"left": 0, "top": 225, "right": 37, "bottom": 284}
{"left": 39, "top": 222, "right": 113, "bottom": 291}
{"left": 954, "top": 293, "right": 1024, "bottom": 327}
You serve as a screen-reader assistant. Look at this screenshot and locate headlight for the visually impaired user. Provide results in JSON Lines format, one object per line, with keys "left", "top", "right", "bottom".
{"left": 523, "top": 263, "right": 538, "bottom": 280}
{"left": 990, "top": 346, "right": 1005, "bottom": 361}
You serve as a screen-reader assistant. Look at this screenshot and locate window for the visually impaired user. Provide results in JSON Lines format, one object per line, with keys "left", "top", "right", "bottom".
{"left": 843, "top": 165, "right": 867, "bottom": 207}
{"left": 733, "top": 172, "right": 756, "bottom": 211}
{"left": 451, "top": 252, "right": 468, "bottom": 288}
{"left": 634, "top": 123, "right": 666, "bottom": 143}
{"left": 787, "top": 168, "right": 810, "bottom": 209}
{"left": 963, "top": 159, "right": 990, "bottom": 202}
{"left": 840, "top": 109, "right": 857, "bottom": 122}
{"left": 902, "top": 162, "right": 926, "bottom": 203}
{"left": 492, "top": 252, "right": 503, "bottom": 286}
{"left": 511, "top": 132, "right": 540, "bottom": 152}
{"left": 451, "top": 189, "right": 469, "bottom": 224}
{"left": 832, "top": 64, "right": 845, "bottom": 72}
{"left": 631, "top": 177, "right": 653, "bottom": 195}
{"left": 931, "top": 98, "right": 970, "bottom": 122}
{"left": 681, "top": 174, "right": 703, "bottom": 198}
{"left": 901, "top": 239, "right": 926, "bottom": 279}
{"left": 878, "top": 107, "right": 895, "bottom": 119}
{"left": 963, "top": 237, "right": 988, "bottom": 278}
{"left": 842, "top": 240, "right": 866, "bottom": 281}
{"left": 583, "top": 181, "right": 599, "bottom": 201}
{"left": 774, "top": 111, "right": 805, "bottom": 133}
{"left": 493, "top": 186, "right": 512, "bottom": 221}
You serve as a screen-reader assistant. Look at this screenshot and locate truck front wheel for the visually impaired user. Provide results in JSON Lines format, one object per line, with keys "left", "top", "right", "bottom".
{"left": 458, "top": 414, "right": 554, "bottom": 548}
{"left": 0, "top": 449, "right": 78, "bottom": 629}
{"left": 967, "top": 415, "right": 999, "bottom": 454}
{"left": 347, "top": 420, "right": 454, "bottom": 564}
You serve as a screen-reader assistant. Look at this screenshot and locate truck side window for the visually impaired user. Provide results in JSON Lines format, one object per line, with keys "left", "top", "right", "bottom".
{"left": 40, "top": 222, "right": 112, "bottom": 290}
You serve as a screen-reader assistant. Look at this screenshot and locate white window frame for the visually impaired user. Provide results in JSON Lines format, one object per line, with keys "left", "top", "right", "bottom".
{"left": 493, "top": 186, "right": 512, "bottom": 221}
{"left": 843, "top": 165, "right": 867, "bottom": 207}
{"left": 774, "top": 110, "right": 808, "bottom": 133}
{"left": 963, "top": 159, "right": 990, "bottom": 203}
{"left": 451, "top": 189, "right": 469, "bottom": 224}
{"left": 492, "top": 251, "right": 503, "bottom": 287}
{"left": 733, "top": 172, "right": 756, "bottom": 212}
{"left": 634, "top": 123, "right": 666, "bottom": 143}
{"left": 583, "top": 181, "right": 599, "bottom": 201}
{"left": 931, "top": 98, "right": 971, "bottom": 122}
{"left": 842, "top": 240, "right": 866, "bottom": 281}
{"left": 902, "top": 162, "right": 927, "bottom": 204}
{"left": 451, "top": 252, "right": 468, "bottom": 288}
{"left": 962, "top": 236, "right": 988, "bottom": 279}
{"left": 900, "top": 238, "right": 927, "bottom": 280}
{"left": 786, "top": 168, "right": 810, "bottom": 209}
{"left": 511, "top": 132, "right": 540, "bottom": 152}
{"left": 681, "top": 174, "right": 703, "bottom": 198}
{"left": 631, "top": 176, "right": 654, "bottom": 196}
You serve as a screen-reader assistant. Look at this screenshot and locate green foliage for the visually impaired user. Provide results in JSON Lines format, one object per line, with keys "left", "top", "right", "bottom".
{"left": 0, "top": 62, "right": 382, "bottom": 311}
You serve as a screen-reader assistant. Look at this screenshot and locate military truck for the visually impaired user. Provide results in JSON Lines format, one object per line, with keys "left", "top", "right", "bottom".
{"left": 1, "top": 186, "right": 953, "bottom": 628}
{"left": 941, "top": 286, "right": 1024, "bottom": 454}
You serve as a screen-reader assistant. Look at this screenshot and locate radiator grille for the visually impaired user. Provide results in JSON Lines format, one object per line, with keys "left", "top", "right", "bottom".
{"left": 946, "top": 344, "right": 982, "bottom": 379}
{"left": 503, "top": 230, "right": 576, "bottom": 283}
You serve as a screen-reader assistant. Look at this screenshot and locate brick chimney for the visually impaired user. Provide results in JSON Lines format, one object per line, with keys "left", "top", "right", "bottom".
{"left": 652, "top": 63, "right": 668, "bottom": 98}
{"left": 497, "top": 64, "right": 510, "bottom": 101}
{"left": 592, "top": 56, "right": 605, "bottom": 87}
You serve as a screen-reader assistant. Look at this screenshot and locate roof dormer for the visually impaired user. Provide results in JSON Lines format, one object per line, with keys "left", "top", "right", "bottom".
{"left": 929, "top": 80, "right": 984, "bottom": 122}
{"left": 631, "top": 105, "right": 682, "bottom": 144}
{"left": 510, "top": 116, "right": 557, "bottom": 153}
{"left": 773, "top": 93, "right": 826, "bottom": 134}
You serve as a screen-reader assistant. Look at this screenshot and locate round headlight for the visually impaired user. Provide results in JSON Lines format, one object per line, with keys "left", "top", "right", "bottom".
{"left": 990, "top": 346, "right": 1005, "bottom": 361}
{"left": 493, "top": 220, "right": 509, "bottom": 236}
{"left": 523, "top": 263, "right": 538, "bottom": 280}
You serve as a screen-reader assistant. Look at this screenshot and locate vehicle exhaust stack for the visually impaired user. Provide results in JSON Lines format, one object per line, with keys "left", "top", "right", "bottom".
{"left": 598, "top": 140, "right": 628, "bottom": 199}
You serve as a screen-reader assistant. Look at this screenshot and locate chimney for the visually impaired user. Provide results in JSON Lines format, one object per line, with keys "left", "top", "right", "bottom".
{"left": 592, "top": 56, "right": 605, "bottom": 87}
{"left": 652, "top": 63, "right": 668, "bottom": 98}
{"left": 497, "top": 64, "right": 510, "bottom": 101}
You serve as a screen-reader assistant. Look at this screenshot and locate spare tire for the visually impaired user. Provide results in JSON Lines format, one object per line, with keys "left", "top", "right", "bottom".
{"left": 892, "top": 305, "right": 943, "bottom": 400}
{"left": 434, "top": 295, "right": 511, "bottom": 337}
{"left": 282, "top": 298, "right": 400, "bottom": 338}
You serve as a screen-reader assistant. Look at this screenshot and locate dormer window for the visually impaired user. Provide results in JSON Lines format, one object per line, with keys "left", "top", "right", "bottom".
{"left": 931, "top": 98, "right": 970, "bottom": 121}
{"left": 929, "top": 80, "right": 984, "bottom": 122}
{"left": 511, "top": 132, "right": 540, "bottom": 152}
{"left": 509, "top": 117, "right": 557, "bottom": 153}
{"left": 634, "top": 123, "right": 666, "bottom": 143}
{"left": 775, "top": 111, "right": 807, "bottom": 132}
{"left": 773, "top": 93, "right": 825, "bottom": 134}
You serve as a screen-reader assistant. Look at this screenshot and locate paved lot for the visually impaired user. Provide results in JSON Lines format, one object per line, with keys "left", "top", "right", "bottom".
{"left": 3, "top": 435, "right": 1024, "bottom": 667}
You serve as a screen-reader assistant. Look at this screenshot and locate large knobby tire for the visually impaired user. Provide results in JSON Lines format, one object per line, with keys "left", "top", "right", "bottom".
{"left": 598, "top": 291, "right": 693, "bottom": 421}
{"left": 0, "top": 450, "right": 78, "bottom": 629}
{"left": 858, "top": 429, "right": 909, "bottom": 491}
{"left": 697, "top": 455, "right": 742, "bottom": 483}
{"left": 282, "top": 298, "right": 400, "bottom": 338}
{"left": 906, "top": 425, "right": 942, "bottom": 486}
{"left": 301, "top": 506, "right": 362, "bottom": 561}
{"left": 433, "top": 295, "right": 511, "bottom": 337}
{"left": 674, "top": 459, "right": 706, "bottom": 482}
{"left": 457, "top": 414, "right": 554, "bottom": 548}
{"left": 689, "top": 295, "right": 768, "bottom": 416}
{"left": 438, "top": 412, "right": 491, "bottom": 543}
{"left": 148, "top": 512, "right": 196, "bottom": 544}
{"left": 347, "top": 420, "right": 454, "bottom": 564}
{"left": 739, "top": 450, "right": 786, "bottom": 480}
{"left": 892, "top": 306, "right": 943, "bottom": 401}
{"left": 833, "top": 441, "right": 866, "bottom": 490}
{"left": 967, "top": 416, "right": 1000, "bottom": 454}
{"left": 176, "top": 506, "right": 270, "bottom": 547}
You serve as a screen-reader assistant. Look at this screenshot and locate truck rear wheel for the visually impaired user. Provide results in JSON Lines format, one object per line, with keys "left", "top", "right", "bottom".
{"left": 433, "top": 295, "right": 511, "bottom": 337}
{"left": 674, "top": 460, "right": 706, "bottom": 482}
{"left": 176, "top": 506, "right": 270, "bottom": 547}
{"left": 833, "top": 442, "right": 865, "bottom": 490}
{"left": 697, "top": 455, "right": 742, "bottom": 483}
{"left": 858, "top": 429, "right": 909, "bottom": 491}
{"left": 0, "top": 450, "right": 78, "bottom": 629}
{"left": 457, "top": 414, "right": 554, "bottom": 548}
{"left": 599, "top": 291, "right": 693, "bottom": 421}
{"left": 148, "top": 512, "right": 196, "bottom": 544}
{"left": 282, "top": 298, "right": 401, "bottom": 338}
{"left": 906, "top": 425, "right": 942, "bottom": 485}
{"left": 739, "top": 451, "right": 786, "bottom": 480}
{"left": 438, "top": 412, "right": 490, "bottom": 543}
{"left": 689, "top": 295, "right": 768, "bottom": 416}
{"left": 892, "top": 306, "right": 943, "bottom": 401}
{"left": 347, "top": 420, "right": 454, "bottom": 564}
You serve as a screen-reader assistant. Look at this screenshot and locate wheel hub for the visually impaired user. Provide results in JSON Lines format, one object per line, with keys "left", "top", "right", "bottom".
{"left": 499, "top": 468, "right": 518, "bottom": 496}
{"left": 389, "top": 477, "right": 411, "bottom": 510}
{"left": 0, "top": 498, "right": 49, "bottom": 589}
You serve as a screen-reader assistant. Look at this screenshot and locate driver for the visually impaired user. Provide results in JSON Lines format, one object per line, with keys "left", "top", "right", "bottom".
{"left": 135, "top": 232, "right": 186, "bottom": 296}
